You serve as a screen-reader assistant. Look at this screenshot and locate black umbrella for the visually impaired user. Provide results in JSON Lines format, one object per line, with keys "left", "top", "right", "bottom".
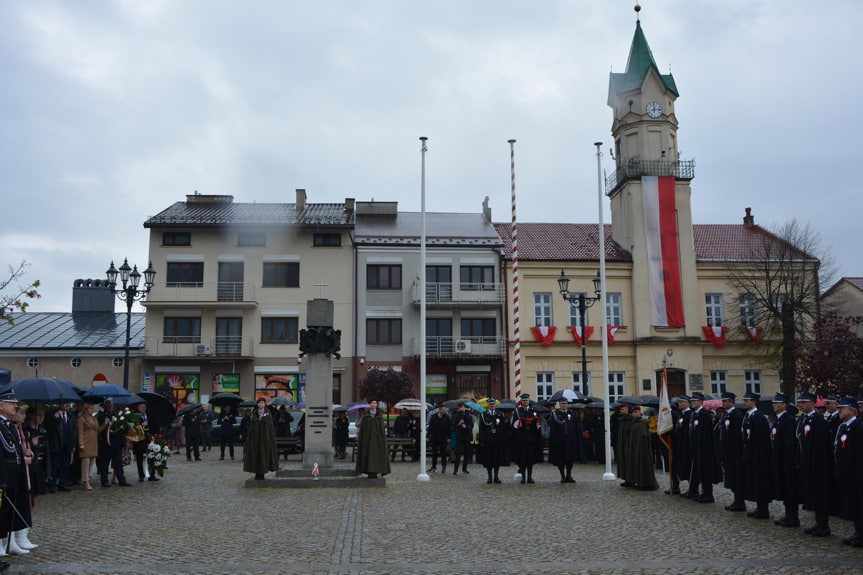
{"left": 11, "top": 377, "right": 80, "bottom": 404}
{"left": 496, "top": 403, "right": 516, "bottom": 411}
{"left": 82, "top": 384, "right": 132, "bottom": 400}
{"left": 239, "top": 399, "right": 257, "bottom": 409}
{"left": 211, "top": 392, "right": 244, "bottom": 407}
{"left": 587, "top": 400, "right": 605, "bottom": 408}
{"left": 618, "top": 395, "right": 644, "bottom": 405}
{"left": 112, "top": 394, "right": 146, "bottom": 408}
{"left": 639, "top": 394, "right": 660, "bottom": 407}
{"left": 176, "top": 403, "right": 202, "bottom": 417}
{"left": 549, "top": 389, "right": 588, "bottom": 403}
{"left": 137, "top": 392, "right": 176, "bottom": 434}
{"left": 531, "top": 404, "right": 550, "bottom": 413}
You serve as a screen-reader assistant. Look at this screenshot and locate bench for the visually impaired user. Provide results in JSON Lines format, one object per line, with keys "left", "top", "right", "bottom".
{"left": 275, "top": 437, "right": 303, "bottom": 460}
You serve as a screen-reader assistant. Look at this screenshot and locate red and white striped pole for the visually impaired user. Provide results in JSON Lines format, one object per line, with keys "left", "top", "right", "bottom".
{"left": 509, "top": 139, "right": 521, "bottom": 400}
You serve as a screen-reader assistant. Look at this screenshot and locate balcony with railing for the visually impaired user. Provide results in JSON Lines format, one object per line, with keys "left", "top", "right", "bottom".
{"left": 605, "top": 159, "right": 695, "bottom": 193}
{"left": 409, "top": 336, "right": 506, "bottom": 357}
{"left": 144, "top": 336, "right": 255, "bottom": 358}
{"left": 410, "top": 282, "right": 505, "bottom": 307}
{"left": 144, "top": 282, "right": 257, "bottom": 308}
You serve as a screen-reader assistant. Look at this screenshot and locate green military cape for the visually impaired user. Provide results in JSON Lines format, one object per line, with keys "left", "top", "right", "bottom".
{"left": 626, "top": 417, "right": 658, "bottom": 489}
{"left": 616, "top": 413, "right": 633, "bottom": 481}
{"left": 243, "top": 410, "right": 279, "bottom": 475}
{"left": 356, "top": 412, "right": 391, "bottom": 476}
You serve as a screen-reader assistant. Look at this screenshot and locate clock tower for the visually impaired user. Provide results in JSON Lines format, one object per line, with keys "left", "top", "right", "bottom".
{"left": 606, "top": 7, "right": 698, "bottom": 340}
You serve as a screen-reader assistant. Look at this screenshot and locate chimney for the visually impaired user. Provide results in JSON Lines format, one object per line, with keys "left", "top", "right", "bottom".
{"left": 743, "top": 207, "right": 754, "bottom": 227}
{"left": 296, "top": 189, "right": 307, "bottom": 210}
{"left": 345, "top": 198, "right": 355, "bottom": 211}
{"left": 72, "top": 279, "right": 116, "bottom": 314}
{"left": 482, "top": 196, "right": 491, "bottom": 222}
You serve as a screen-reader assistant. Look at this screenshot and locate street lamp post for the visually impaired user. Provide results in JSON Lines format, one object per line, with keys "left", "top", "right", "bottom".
{"left": 107, "top": 259, "right": 156, "bottom": 389}
{"left": 557, "top": 270, "right": 602, "bottom": 397}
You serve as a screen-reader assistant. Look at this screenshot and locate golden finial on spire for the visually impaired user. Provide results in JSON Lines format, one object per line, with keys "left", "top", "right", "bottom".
{"left": 635, "top": 3, "right": 641, "bottom": 22}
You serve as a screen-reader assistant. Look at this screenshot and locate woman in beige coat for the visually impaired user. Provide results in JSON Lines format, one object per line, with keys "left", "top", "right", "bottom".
{"left": 77, "top": 403, "right": 100, "bottom": 490}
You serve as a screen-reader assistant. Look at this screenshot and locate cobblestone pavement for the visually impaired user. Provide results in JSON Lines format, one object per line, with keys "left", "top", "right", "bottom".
{"left": 8, "top": 452, "right": 863, "bottom": 574}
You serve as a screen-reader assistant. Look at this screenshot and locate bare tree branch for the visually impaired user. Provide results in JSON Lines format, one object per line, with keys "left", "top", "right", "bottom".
{"left": 0, "top": 260, "right": 41, "bottom": 325}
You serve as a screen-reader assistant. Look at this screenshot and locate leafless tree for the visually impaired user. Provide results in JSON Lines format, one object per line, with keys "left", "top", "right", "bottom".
{"left": 1, "top": 260, "right": 41, "bottom": 325}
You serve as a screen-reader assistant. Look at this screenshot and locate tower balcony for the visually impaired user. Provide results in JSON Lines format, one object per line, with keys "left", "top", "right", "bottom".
{"left": 605, "top": 159, "right": 695, "bottom": 194}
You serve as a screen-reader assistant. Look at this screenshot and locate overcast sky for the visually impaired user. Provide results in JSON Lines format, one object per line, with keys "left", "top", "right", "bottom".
{"left": 2, "top": 1, "right": 860, "bottom": 313}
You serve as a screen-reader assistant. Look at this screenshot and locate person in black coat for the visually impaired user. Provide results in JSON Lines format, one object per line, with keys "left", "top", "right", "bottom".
{"left": 548, "top": 400, "right": 581, "bottom": 483}
{"left": 741, "top": 392, "right": 773, "bottom": 519}
{"left": 796, "top": 392, "right": 831, "bottom": 537}
{"left": 183, "top": 408, "right": 202, "bottom": 461}
{"left": 217, "top": 404, "right": 236, "bottom": 460}
{"left": 512, "top": 394, "right": 543, "bottom": 484}
{"left": 833, "top": 397, "right": 863, "bottom": 546}
{"left": 770, "top": 393, "right": 800, "bottom": 527}
{"left": 824, "top": 395, "right": 842, "bottom": 517}
{"left": 451, "top": 402, "right": 474, "bottom": 475}
{"left": 478, "top": 399, "right": 510, "bottom": 484}
{"left": 674, "top": 396, "right": 693, "bottom": 497}
{"left": 45, "top": 402, "right": 76, "bottom": 492}
{"left": 717, "top": 392, "right": 745, "bottom": 511}
{"left": 687, "top": 393, "right": 721, "bottom": 503}
{"left": 427, "top": 406, "right": 451, "bottom": 473}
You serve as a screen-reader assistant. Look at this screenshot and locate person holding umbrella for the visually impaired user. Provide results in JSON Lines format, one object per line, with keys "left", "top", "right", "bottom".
{"left": 218, "top": 404, "right": 236, "bottom": 461}
{"left": 548, "top": 399, "right": 581, "bottom": 483}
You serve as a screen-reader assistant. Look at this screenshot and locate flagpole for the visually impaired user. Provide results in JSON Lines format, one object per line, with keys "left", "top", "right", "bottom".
{"left": 418, "top": 137, "right": 430, "bottom": 483}
{"left": 596, "top": 141, "right": 615, "bottom": 481}
{"left": 509, "top": 139, "right": 521, "bottom": 400}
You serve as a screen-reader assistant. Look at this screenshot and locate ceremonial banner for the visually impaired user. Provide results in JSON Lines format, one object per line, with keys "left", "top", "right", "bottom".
{"left": 642, "top": 176, "right": 685, "bottom": 327}
{"left": 530, "top": 325, "right": 557, "bottom": 347}
{"left": 567, "top": 325, "right": 594, "bottom": 346}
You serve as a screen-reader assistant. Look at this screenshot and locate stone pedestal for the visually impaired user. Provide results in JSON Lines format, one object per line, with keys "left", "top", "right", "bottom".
{"left": 302, "top": 299, "right": 336, "bottom": 470}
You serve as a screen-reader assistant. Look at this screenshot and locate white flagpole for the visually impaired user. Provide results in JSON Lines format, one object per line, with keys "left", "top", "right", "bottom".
{"left": 418, "top": 137, "right": 430, "bottom": 483}
{"left": 596, "top": 141, "right": 615, "bottom": 481}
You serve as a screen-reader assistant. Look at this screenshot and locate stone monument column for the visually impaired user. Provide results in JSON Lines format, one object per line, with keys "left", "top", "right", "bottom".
{"left": 299, "top": 298, "right": 341, "bottom": 469}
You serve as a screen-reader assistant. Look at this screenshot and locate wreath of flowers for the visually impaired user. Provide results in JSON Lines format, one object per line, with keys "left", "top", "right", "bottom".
{"left": 109, "top": 407, "right": 142, "bottom": 435}
{"left": 147, "top": 434, "right": 172, "bottom": 477}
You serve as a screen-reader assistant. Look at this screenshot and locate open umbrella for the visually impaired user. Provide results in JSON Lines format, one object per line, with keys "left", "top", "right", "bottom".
{"left": 112, "top": 394, "right": 146, "bottom": 408}
{"left": 638, "top": 394, "right": 660, "bottom": 407}
{"left": 496, "top": 402, "right": 516, "bottom": 411}
{"left": 531, "top": 404, "right": 550, "bottom": 413}
{"left": 239, "top": 399, "right": 257, "bottom": 408}
{"left": 268, "top": 396, "right": 295, "bottom": 407}
{"left": 137, "top": 392, "right": 176, "bottom": 434}
{"left": 549, "top": 389, "right": 588, "bottom": 403}
{"left": 394, "top": 398, "right": 424, "bottom": 410}
{"left": 333, "top": 405, "right": 348, "bottom": 413}
{"left": 11, "top": 377, "right": 80, "bottom": 403}
{"left": 177, "top": 402, "right": 202, "bottom": 417}
{"left": 82, "top": 384, "right": 132, "bottom": 400}
{"left": 347, "top": 402, "right": 370, "bottom": 414}
{"left": 618, "top": 395, "right": 644, "bottom": 406}
{"left": 587, "top": 400, "right": 605, "bottom": 409}
{"left": 464, "top": 401, "right": 486, "bottom": 413}
{"left": 211, "top": 392, "right": 244, "bottom": 407}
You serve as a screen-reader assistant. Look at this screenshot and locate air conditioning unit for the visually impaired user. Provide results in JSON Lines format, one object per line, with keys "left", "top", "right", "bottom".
{"left": 196, "top": 345, "right": 212, "bottom": 356}
{"left": 454, "top": 340, "right": 472, "bottom": 353}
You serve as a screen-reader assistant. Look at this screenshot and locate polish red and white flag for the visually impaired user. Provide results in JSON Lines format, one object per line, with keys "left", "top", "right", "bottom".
{"left": 642, "top": 176, "right": 685, "bottom": 328}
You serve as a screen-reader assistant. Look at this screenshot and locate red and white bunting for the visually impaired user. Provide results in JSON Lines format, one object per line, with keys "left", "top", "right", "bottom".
{"left": 530, "top": 325, "right": 557, "bottom": 347}
{"left": 567, "top": 325, "right": 594, "bottom": 346}
{"left": 702, "top": 325, "right": 727, "bottom": 348}
{"left": 743, "top": 325, "right": 764, "bottom": 344}
{"left": 606, "top": 326, "right": 622, "bottom": 345}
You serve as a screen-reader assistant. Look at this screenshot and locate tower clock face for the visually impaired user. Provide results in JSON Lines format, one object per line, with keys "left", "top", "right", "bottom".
{"left": 646, "top": 101, "right": 663, "bottom": 118}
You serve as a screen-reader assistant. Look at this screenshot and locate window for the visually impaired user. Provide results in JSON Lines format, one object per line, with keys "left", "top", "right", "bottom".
{"left": 536, "top": 372, "right": 554, "bottom": 401}
{"left": 163, "top": 232, "right": 191, "bottom": 246}
{"left": 427, "top": 318, "right": 452, "bottom": 353}
{"left": 460, "top": 266, "right": 494, "bottom": 290}
{"left": 772, "top": 294, "right": 787, "bottom": 328}
{"left": 261, "top": 317, "right": 299, "bottom": 344}
{"left": 313, "top": 233, "right": 341, "bottom": 247}
{"left": 112, "top": 357, "right": 124, "bottom": 368}
{"left": 26, "top": 358, "right": 38, "bottom": 368}
{"left": 710, "top": 371, "right": 728, "bottom": 394}
{"left": 366, "top": 319, "right": 402, "bottom": 345}
{"left": 332, "top": 374, "right": 341, "bottom": 406}
{"left": 606, "top": 293, "right": 623, "bottom": 326}
{"left": 218, "top": 262, "right": 245, "bottom": 301}
{"left": 263, "top": 262, "right": 300, "bottom": 287}
{"left": 744, "top": 370, "right": 762, "bottom": 395}
{"left": 216, "top": 317, "right": 243, "bottom": 355}
{"left": 166, "top": 262, "right": 204, "bottom": 287}
{"left": 568, "top": 294, "right": 588, "bottom": 327}
{"left": 460, "top": 318, "right": 495, "bottom": 342}
{"left": 705, "top": 293, "right": 724, "bottom": 327}
{"left": 70, "top": 357, "right": 81, "bottom": 368}
{"left": 238, "top": 232, "right": 266, "bottom": 247}
{"left": 426, "top": 266, "right": 452, "bottom": 301}
{"left": 571, "top": 372, "right": 591, "bottom": 396}
{"left": 367, "top": 265, "right": 402, "bottom": 290}
{"left": 164, "top": 317, "right": 202, "bottom": 343}
{"left": 739, "top": 293, "right": 758, "bottom": 328}
{"left": 607, "top": 372, "right": 626, "bottom": 402}
{"left": 534, "top": 293, "right": 552, "bottom": 327}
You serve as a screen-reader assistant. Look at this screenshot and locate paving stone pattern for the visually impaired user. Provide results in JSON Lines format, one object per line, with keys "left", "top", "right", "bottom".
{"left": 8, "top": 455, "right": 863, "bottom": 574}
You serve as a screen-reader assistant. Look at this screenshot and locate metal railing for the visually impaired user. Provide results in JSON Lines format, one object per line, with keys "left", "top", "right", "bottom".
{"left": 410, "top": 282, "right": 505, "bottom": 306}
{"left": 147, "top": 281, "right": 256, "bottom": 303}
{"left": 144, "top": 336, "right": 255, "bottom": 357}
{"left": 409, "top": 336, "right": 506, "bottom": 357}
{"left": 605, "top": 159, "right": 695, "bottom": 192}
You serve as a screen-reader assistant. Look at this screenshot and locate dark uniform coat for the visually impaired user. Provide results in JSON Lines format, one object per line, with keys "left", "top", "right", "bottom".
{"left": 833, "top": 417, "right": 863, "bottom": 522}
{"left": 689, "top": 407, "right": 721, "bottom": 487}
{"left": 626, "top": 417, "right": 658, "bottom": 489}
{"left": 742, "top": 408, "right": 773, "bottom": 504}
{"left": 243, "top": 409, "right": 279, "bottom": 475}
{"left": 797, "top": 409, "right": 830, "bottom": 513}
{"left": 477, "top": 410, "right": 510, "bottom": 468}
{"left": 355, "top": 411, "right": 391, "bottom": 476}
{"left": 770, "top": 411, "right": 799, "bottom": 506}
{"left": 512, "top": 405, "right": 543, "bottom": 467}
{"left": 718, "top": 407, "right": 744, "bottom": 491}
{"left": 548, "top": 408, "right": 581, "bottom": 466}
{"left": 825, "top": 411, "right": 842, "bottom": 516}
{"left": 673, "top": 409, "right": 693, "bottom": 483}
{"left": 452, "top": 411, "right": 474, "bottom": 456}
{"left": 616, "top": 413, "right": 633, "bottom": 482}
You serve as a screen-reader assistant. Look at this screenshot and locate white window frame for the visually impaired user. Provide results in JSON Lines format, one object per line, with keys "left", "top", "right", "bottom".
{"left": 709, "top": 370, "right": 728, "bottom": 394}
{"left": 536, "top": 372, "right": 554, "bottom": 401}
{"left": 534, "top": 293, "right": 552, "bottom": 327}
{"left": 606, "top": 293, "right": 623, "bottom": 326}
{"left": 705, "top": 293, "right": 724, "bottom": 327}
{"left": 571, "top": 371, "right": 591, "bottom": 396}
{"left": 739, "top": 293, "right": 758, "bottom": 328}
{"left": 744, "top": 370, "right": 762, "bottom": 395}
{"left": 607, "top": 372, "right": 625, "bottom": 402}
{"left": 568, "top": 293, "right": 587, "bottom": 327}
